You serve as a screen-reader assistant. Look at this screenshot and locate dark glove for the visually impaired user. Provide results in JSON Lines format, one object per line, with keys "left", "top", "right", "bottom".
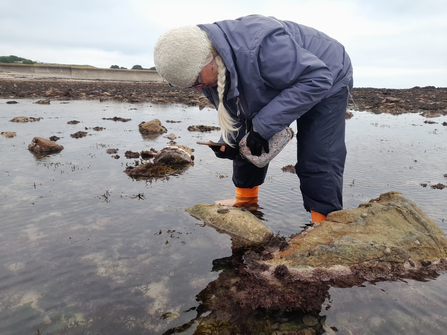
{"left": 210, "top": 143, "right": 240, "bottom": 160}
{"left": 246, "top": 127, "right": 269, "bottom": 156}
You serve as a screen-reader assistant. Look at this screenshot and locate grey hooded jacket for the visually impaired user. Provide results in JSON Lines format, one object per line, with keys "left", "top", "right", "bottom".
{"left": 198, "top": 15, "right": 353, "bottom": 141}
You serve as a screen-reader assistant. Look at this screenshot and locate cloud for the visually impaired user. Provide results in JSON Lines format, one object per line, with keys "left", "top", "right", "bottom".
{"left": 1, "top": 0, "right": 446, "bottom": 87}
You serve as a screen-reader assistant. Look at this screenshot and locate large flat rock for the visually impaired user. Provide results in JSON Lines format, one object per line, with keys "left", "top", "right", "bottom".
{"left": 262, "top": 191, "right": 447, "bottom": 281}
{"left": 183, "top": 192, "right": 447, "bottom": 317}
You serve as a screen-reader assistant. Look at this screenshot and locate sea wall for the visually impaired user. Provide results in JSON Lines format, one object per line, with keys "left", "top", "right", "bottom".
{"left": 0, "top": 63, "right": 164, "bottom": 82}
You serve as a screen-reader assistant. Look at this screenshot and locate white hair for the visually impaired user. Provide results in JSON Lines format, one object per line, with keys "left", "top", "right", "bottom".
{"left": 153, "top": 26, "right": 239, "bottom": 144}
{"left": 214, "top": 54, "right": 240, "bottom": 146}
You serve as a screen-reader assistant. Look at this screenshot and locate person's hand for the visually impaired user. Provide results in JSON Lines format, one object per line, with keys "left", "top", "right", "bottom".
{"left": 246, "top": 127, "right": 269, "bottom": 156}
{"left": 210, "top": 143, "right": 239, "bottom": 160}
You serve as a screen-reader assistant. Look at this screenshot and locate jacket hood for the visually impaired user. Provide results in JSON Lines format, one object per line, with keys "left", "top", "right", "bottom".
{"left": 198, "top": 23, "right": 240, "bottom": 100}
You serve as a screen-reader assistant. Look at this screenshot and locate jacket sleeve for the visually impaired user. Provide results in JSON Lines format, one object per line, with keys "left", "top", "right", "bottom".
{"left": 251, "top": 32, "right": 333, "bottom": 140}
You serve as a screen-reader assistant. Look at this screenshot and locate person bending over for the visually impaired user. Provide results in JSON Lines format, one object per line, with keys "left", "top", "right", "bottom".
{"left": 154, "top": 15, "right": 353, "bottom": 223}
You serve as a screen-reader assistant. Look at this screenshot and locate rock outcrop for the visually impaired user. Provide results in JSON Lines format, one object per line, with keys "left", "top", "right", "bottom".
{"left": 177, "top": 192, "right": 447, "bottom": 328}
{"left": 261, "top": 191, "right": 447, "bottom": 282}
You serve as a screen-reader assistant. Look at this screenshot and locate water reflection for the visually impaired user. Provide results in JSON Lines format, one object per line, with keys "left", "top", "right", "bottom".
{"left": 163, "top": 238, "right": 446, "bottom": 335}
{"left": 0, "top": 99, "right": 446, "bottom": 335}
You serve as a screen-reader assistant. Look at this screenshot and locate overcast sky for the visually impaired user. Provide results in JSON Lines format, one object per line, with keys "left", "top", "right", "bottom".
{"left": 1, "top": 0, "right": 446, "bottom": 88}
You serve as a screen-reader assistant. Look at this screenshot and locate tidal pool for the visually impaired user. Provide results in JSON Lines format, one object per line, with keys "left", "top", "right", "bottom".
{"left": 0, "top": 99, "right": 446, "bottom": 335}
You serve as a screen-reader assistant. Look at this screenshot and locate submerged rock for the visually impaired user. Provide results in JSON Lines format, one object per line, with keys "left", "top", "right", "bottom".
{"left": 102, "top": 116, "right": 131, "bottom": 122}
{"left": 186, "top": 204, "right": 274, "bottom": 248}
{"left": 124, "top": 150, "right": 140, "bottom": 159}
{"left": 140, "top": 148, "right": 159, "bottom": 159}
{"left": 260, "top": 191, "right": 447, "bottom": 282}
{"left": 165, "top": 133, "right": 177, "bottom": 140}
{"left": 28, "top": 137, "right": 64, "bottom": 153}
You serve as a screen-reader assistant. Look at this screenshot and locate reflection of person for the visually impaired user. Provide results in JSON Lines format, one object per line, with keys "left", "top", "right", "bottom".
{"left": 154, "top": 15, "right": 353, "bottom": 223}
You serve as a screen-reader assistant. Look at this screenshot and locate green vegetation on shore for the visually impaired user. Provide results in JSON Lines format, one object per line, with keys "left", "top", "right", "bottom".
{"left": 0, "top": 55, "right": 156, "bottom": 70}
{"left": 0, "top": 55, "right": 35, "bottom": 64}
{"left": 0, "top": 55, "right": 95, "bottom": 68}
{"left": 111, "top": 65, "right": 156, "bottom": 70}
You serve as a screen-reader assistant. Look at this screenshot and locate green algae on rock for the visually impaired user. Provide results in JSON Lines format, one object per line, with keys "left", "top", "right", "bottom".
{"left": 186, "top": 204, "right": 274, "bottom": 248}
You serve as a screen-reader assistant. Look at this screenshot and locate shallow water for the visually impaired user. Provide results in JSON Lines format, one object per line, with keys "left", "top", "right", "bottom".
{"left": 0, "top": 99, "right": 446, "bottom": 334}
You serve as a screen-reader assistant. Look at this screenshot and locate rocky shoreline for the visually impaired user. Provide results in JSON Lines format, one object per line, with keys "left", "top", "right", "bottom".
{"left": 1, "top": 76, "right": 447, "bottom": 116}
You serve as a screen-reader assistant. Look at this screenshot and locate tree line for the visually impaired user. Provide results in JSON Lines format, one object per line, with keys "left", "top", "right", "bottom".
{"left": 0, "top": 55, "right": 156, "bottom": 70}
{"left": 0, "top": 55, "right": 35, "bottom": 64}
{"left": 110, "top": 65, "right": 156, "bottom": 70}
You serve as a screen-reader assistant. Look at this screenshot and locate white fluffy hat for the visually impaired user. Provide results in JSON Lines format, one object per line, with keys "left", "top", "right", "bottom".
{"left": 154, "top": 26, "right": 211, "bottom": 88}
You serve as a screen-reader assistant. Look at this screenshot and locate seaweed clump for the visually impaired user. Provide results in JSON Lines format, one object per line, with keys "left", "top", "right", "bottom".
{"left": 70, "top": 131, "right": 87, "bottom": 138}
{"left": 187, "top": 125, "right": 220, "bottom": 132}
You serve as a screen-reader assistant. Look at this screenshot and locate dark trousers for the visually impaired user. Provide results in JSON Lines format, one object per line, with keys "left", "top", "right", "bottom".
{"left": 232, "top": 87, "right": 349, "bottom": 216}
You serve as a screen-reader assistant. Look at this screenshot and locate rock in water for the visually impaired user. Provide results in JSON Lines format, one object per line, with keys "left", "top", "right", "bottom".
{"left": 186, "top": 204, "right": 274, "bottom": 248}
{"left": 28, "top": 137, "right": 64, "bottom": 153}
{"left": 10, "top": 116, "right": 41, "bottom": 123}
{"left": 262, "top": 191, "right": 447, "bottom": 281}
{"left": 1, "top": 131, "right": 16, "bottom": 138}
{"left": 154, "top": 145, "right": 194, "bottom": 164}
{"left": 184, "top": 192, "right": 447, "bottom": 315}
{"left": 138, "top": 119, "right": 167, "bottom": 136}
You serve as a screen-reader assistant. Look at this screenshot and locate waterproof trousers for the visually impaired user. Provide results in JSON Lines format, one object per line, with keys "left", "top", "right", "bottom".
{"left": 231, "top": 86, "right": 349, "bottom": 216}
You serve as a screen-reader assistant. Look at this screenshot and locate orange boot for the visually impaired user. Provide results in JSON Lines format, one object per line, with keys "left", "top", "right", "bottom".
{"left": 311, "top": 210, "right": 327, "bottom": 223}
{"left": 215, "top": 186, "right": 259, "bottom": 209}
{"left": 234, "top": 186, "right": 259, "bottom": 208}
